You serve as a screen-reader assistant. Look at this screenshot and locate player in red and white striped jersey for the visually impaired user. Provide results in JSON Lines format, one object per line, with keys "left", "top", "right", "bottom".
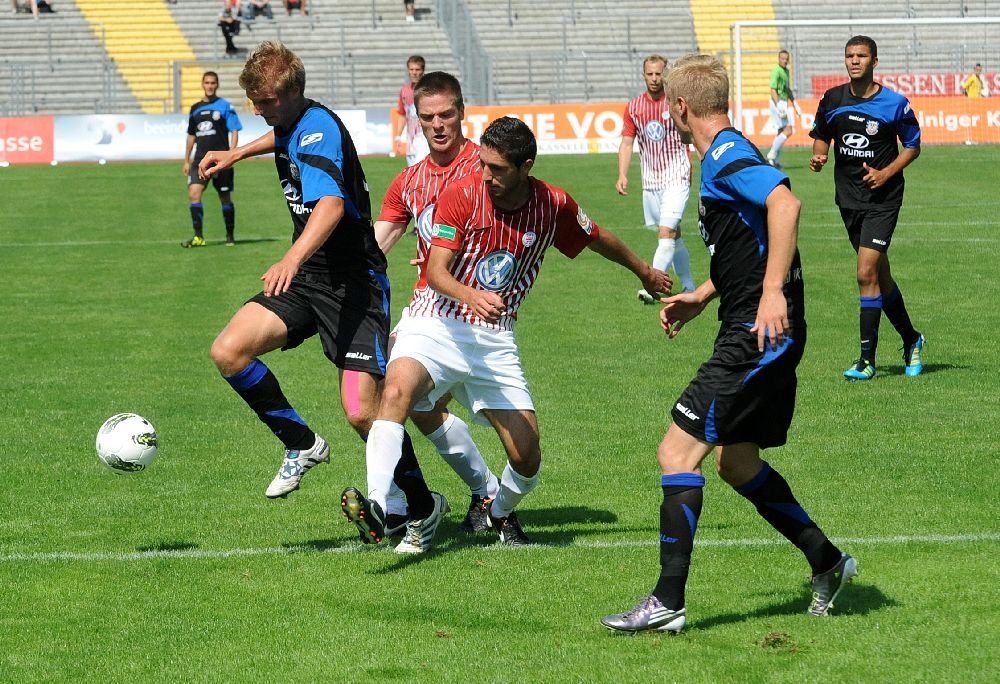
{"left": 617, "top": 54, "right": 697, "bottom": 299}
{"left": 358, "top": 117, "right": 671, "bottom": 549}
{"left": 368, "top": 72, "right": 499, "bottom": 543}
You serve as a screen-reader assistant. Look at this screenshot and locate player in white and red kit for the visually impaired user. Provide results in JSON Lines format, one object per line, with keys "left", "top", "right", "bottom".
{"left": 345, "top": 117, "right": 672, "bottom": 552}
{"left": 617, "top": 54, "right": 696, "bottom": 299}
{"left": 394, "top": 55, "right": 430, "bottom": 166}
{"left": 343, "top": 72, "right": 499, "bottom": 548}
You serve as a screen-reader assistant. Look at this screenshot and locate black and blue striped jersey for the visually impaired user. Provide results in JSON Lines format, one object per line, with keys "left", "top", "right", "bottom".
{"left": 273, "top": 100, "right": 385, "bottom": 276}
{"left": 187, "top": 97, "right": 242, "bottom": 159}
{"left": 810, "top": 83, "right": 920, "bottom": 209}
{"left": 698, "top": 128, "right": 805, "bottom": 327}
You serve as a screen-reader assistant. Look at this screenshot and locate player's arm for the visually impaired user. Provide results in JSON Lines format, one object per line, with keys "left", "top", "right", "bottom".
{"left": 261, "top": 195, "right": 344, "bottom": 297}
{"left": 183, "top": 134, "right": 195, "bottom": 175}
{"left": 587, "top": 227, "right": 672, "bottom": 297}
{"left": 616, "top": 135, "right": 636, "bottom": 195}
{"left": 861, "top": 146, "right": 920, "bottom": 190}
{"left": 751, "top": 183, "right": 800, "bottom": 352}
{"left": 230, "top": 129, "right": 239, "bottom": 150}
{"left": 426, "top": 244, "right": 507, "bottom": 323}
{"left": 660, "top": 281, "right": 716, "bottom": 338}
{"left": 809, "top": 138, "right": 831, "bottom": 172}
{"left": 200, "top": 129, "right": 275, "bottom": 179}
{"left": 375, "top": 219, "right": 410, "bottom": 255}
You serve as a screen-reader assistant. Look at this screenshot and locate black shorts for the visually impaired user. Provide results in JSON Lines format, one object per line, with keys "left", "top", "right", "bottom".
{"left": 189, "top": 163, "right": 234, "bottom": 193}
{"left": 249, "top": 268, "right": 391, "bottom": 377}
{"left": 840, "top": 204, "right": 900, "bottom": 253}
{"left": 672, "top": 323, "right": 805, "bottom": 449}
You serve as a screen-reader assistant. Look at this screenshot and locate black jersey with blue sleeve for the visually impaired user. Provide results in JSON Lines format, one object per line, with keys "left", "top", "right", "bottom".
{"left": 698, "top": 128, "right": 805, "bottom": 326}
{"left": 273, "top": 101, "right": 386, "bottom": 276}
{"left": 809, "top": 84, "right": 920, "bottom": 209}
{"left": 188, "top": 97, "right": 243, "bottom": 159}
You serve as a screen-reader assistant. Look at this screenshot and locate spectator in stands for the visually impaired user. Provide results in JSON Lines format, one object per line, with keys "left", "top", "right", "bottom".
{"left": 10, "top": 0, "right": 38, "bottom": 18}
{"left": 36, "top": 0, "right": 52, "bottom": 11}
{"left": 243, "top": 0, "right": 274, "bottom": 21}
{"left": 404, "top": 0, "right": 416, "bottom": 23}
{"left": 284, "top": 0, "right": 307, "bottom": 15}
{"left": 962, "top": 63, "right": 989, "bottom": 97}
{"left": 395, "top": 55, "right": 430, "bottom": 166}
{"left": 219, "top": 0, "right": 243, "bottom": 56}
{"left": 766, "top": 49, "right": 801, "bottom": 169}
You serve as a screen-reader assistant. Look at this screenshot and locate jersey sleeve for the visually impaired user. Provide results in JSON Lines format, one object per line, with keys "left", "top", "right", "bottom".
{"left": 553, "top": 193, "right": 599, "bottom": 258}
{"left": 397, "top": 88, "right": 406, "bottom": 116}
{"left": 896, "top": 98, "right": 921, "bottom": 149}
{"left": 769, "top": 66, "right": 781, "bottom": 90}
{"left": 295, "top": 118, "right": 347, "bottom": 205}
{"left": 809, "top": 92, "right": 833, "bottom": 142}
{"left": 430, "top": 183, "right": 468, "bottom": 250}
{"left": 621, "top": 102, "right": 637, "bottom": 138}
{"left": 225, "top": 103, "right": 243, "bottom": 132}
{"left": 377, "top": 173, "right": 412, "bottom": 223}
{"left": 186, "top": 107, "right": 197, "bottom": 136}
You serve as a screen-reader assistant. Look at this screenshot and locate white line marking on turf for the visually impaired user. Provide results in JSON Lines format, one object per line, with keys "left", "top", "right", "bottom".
{"left": 1, "top": 532, "right": 996, "bottom": 564}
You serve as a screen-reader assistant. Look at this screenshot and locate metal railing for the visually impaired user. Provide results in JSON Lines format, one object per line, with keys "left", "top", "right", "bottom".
{"left": 434, "top": 0, "right": 495, "bottom": 105}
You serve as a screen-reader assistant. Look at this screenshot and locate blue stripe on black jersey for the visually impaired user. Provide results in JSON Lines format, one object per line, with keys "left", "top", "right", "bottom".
{"left": 298, "top": 151, "right": 362, "bottom": 222}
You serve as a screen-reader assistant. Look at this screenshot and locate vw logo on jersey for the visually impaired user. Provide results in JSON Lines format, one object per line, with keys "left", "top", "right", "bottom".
{"left": 644, "top": 120, "right": 666, "bottom": 141}
{"left": 416, "top": 204, "right": 435, "bottom": 242}
{"left": 282, "top": 180, "right": 301, "bottom": 203}
{"left": 842, "top": 133, "right": 870, "bottom": 149}
{"left": 865, "top": 120, "right": 880, "bottom": 136}
{"left": 475, "top": 250, "right": 517, "bottom": 292}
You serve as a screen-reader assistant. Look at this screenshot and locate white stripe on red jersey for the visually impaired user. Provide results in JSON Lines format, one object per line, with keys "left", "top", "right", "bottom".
{"left": 414, "top": 175, "right": 598, "bottom": 331}
{"left": 378, "top": 140, "right": 482, "bottom": 300}
{"left": 622, "top": 92, "right": 691, "bottom": 190}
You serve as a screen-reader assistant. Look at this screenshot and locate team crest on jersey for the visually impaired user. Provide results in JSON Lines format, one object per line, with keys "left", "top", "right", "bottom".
{"left": 866, "top": 120, "right": 880, "bottom": 136}
{"left": 644, "top": 120, "right": 666, "bottom": 141}
{"left": 416, "top": 205, "right": 435, "bottom": 242}
{"left": 522, "top": 231, "right": 537, "bottom": 248}
{"left": 288, "top": 160, "right": 300, "bottom": 181}
{"left": 475, "top": 250, "right": 517, "bottom": 292}
{"left": 577, "top": 207, "right": 593, "bottom": 235}
{"left": 212, "top": 111, "right": 221, "bottom": 121}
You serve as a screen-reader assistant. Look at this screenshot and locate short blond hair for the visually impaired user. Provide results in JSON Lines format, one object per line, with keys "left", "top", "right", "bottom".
{"left": 666, "top": 54, "right": 729, "bottom": 117}
{"left": 643, "top": 54, "right": 667, "bottom": 70}
{"left": 239, "top": 41, "right": 306, "bottom": 99}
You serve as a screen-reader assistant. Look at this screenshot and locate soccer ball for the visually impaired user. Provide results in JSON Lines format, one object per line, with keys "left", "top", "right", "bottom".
{"left": 95, "top": 413, "right": 159, "bottom": 473}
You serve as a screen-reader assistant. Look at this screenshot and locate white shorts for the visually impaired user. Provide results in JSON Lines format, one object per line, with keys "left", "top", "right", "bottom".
{"left": 769, "top": 100, "right": 792, "bottom": 131}
{"left": 642, "top": 184, "right": 690, "bottom": 230}
{"left": 390, "top": 315, "right": 534, "bottom": 424}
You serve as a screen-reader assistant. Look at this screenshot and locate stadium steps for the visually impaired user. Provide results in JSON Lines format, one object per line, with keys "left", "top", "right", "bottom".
{"left": 73, "top": 0, "right": 195, "bottom": 114}
{"left": 687, "top": 0, "right": 778, "bottom": 99}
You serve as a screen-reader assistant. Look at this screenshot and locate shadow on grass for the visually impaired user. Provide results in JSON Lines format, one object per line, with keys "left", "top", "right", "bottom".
{"left": 135, "top": 541, "right": 199, "bottom": 553}
{"left": 876, "top": 362, "right": 961, "bottom": 377}
{"left": 692, "top": 582, "right": 893, "bottom": 630}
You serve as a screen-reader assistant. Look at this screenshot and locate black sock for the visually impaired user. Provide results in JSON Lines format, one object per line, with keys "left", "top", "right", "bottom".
{"left": 190, "top": 202, "right": 204, "bottom": 237}
{"left": 734, "top": 461, "right": 842, "bottom": 575}
{"left": 222, "top": 202, "right": 235, "bottom": 238}
{"left": 652, "top": 473, "right": 704, "bottom": 611}
{"left": 392, "top": 431, "right": 433, "bottom": 517}
{"left": 859, "top": 295, "right": 881, "bottom": 363}
{"left": 882, "top": 284, "right": 918, "bottom": 347}
{"left": 223, "top": 359, "right": 313, "bottom": 450}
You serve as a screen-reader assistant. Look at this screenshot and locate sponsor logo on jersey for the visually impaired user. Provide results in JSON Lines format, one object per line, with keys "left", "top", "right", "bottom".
{"left": 675, "top": 402, "right": 700, "bottom": 421}
{"left": 576, "top": 207, "right": 593, "bottom": 235}
{"left": 433, "top": 223, "right": 457, "bottom": 241}
{"left": 301, "top": 132, "right": 324, "bottom": 147}
{"left": 711, "top": 141, "right": 736, "bottom": 161}
{"left": 475, "top": 250, "right": 517, "bottom": 292}
{"left": 644, "top": 120, "right": 666, "bottom": 141}
{"left": 842, "top": 133, "right": 869, "bottom": 149}
{"left": 865, "top": 120, "right": 880, "bottom": 136}
{"left": 416, "top": 205, "right": 435, "bottom": 242}
{"left": 522, "top": 231, "right": 537, "bottom": 248}
{"left": 282, "top": 180, "right": 302, "bottom": 203}
{"left": 849, "top": 115, "right": 865, "bottom": 122}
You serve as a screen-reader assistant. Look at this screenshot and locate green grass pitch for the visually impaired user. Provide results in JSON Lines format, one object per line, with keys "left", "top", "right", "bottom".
{"left": 0, "top": 146, "right": 998, "bottom": 682}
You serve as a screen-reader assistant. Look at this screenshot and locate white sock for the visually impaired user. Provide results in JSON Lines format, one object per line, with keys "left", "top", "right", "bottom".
{"left": 671, "top": 237, "right": 695, "bottom": 291}
{"left": 426, "top": 413, "right": 498, "bottom": 497}
{"left": 769, "top": 132, "right": 788, "bottom": 161}
{"left": 490, "top": 461, "right": 539, "bottom": 519}
{"left": 653, "top": 237, "right": 676, "bottom": 273}
{"left": 365, "top": 419, "right": 405, "bottom": 514}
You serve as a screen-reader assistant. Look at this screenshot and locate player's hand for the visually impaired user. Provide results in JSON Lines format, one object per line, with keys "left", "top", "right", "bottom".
{"left": 182, "top": 161, "right": 190, "bottom": 176}
{"left": 660, "top": 291, "right": 707, "bottom": 338}
{"left": 408, "top": 255, "right": 426, "bottom": 268}
{"left": 808, "top": 154, "right": 828, "bottom": 172}
{"left": 750, "top": 288, "right": 788, "bottom": 352}
{"left": 465, "top": 289, "right": 507, "bottom": 323}
{"left": 260, "top": 255, "right": 302, "bottom": 297}
{"left": 615, "top": 176, "right": 629, "bottom": 196}
{"left": 862, "top": 162, "right": 889, "bottom": 190}
{"left": 641, "top": 267, "right": 673, "bottom": 301}
{"left": 198, "top": 150, "right": 235, "bottom": 180}
{"left": 776, "top": 100, "right": 788, "bottom": 117}
{"left": 793, "top": 102, "right": 803, "bottom": 116}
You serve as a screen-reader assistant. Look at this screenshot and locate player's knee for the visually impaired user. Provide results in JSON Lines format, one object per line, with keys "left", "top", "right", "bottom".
{"left": 210, "top": 334, "right": 241, "bottom": 375}
{"left": 410, "top": 408, "right": 447, "bottom": 436}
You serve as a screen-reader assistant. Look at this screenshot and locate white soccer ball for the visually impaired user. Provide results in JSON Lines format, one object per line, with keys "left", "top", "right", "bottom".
{"left": 96, "top": 413, "right": 159, "bottom": 473}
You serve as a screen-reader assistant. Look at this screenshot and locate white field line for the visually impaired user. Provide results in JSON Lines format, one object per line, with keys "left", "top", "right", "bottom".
{"left": 1, "top": 532, "right": 996, "bottom": 564}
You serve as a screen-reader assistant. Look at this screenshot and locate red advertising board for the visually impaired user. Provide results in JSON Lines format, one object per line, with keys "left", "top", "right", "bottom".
{"left": 0, "top": 116, "right": 54, "bottom": 164}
